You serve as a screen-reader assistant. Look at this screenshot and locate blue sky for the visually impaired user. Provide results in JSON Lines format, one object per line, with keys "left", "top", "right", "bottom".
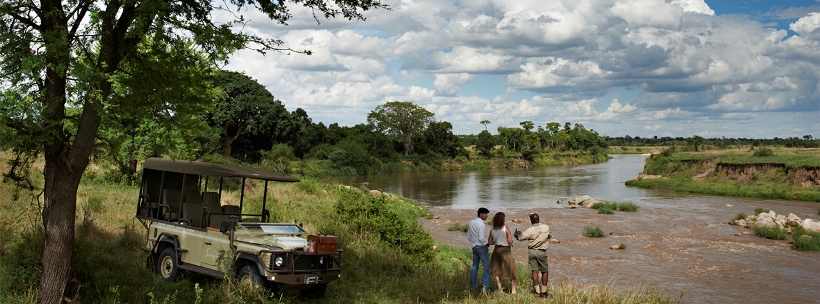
{"left": 225, "top": 0, "right": 820, "bottom": 138}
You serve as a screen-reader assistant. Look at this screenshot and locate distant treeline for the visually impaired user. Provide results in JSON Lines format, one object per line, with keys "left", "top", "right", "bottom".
{"left": 97, "top": 71, "right": 609, "bottom": 182}
{"left": 606, "top": 135, "right": 818, "bottom": 149}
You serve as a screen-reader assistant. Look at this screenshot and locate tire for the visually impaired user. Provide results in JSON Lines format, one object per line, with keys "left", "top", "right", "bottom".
{"left": 237, "top": 265, "right": 265, "bottom": 293}
{"left": 300, "top": 284, "right": 327, "bottom": 298}
{"left": 157, "top": 247, "right": 179, "bottom": 282}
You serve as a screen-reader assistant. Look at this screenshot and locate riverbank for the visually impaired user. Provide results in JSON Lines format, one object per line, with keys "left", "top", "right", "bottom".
{"left": 625, "top": 148, "right": 820, "bottom": 202}
{"left": 278, "top": 150, "right": 610, "bottom": 179}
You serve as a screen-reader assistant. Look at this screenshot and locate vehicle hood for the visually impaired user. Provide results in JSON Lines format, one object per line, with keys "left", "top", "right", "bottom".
{"left": 276, "top": 236, "right": 307, "bottom": 250}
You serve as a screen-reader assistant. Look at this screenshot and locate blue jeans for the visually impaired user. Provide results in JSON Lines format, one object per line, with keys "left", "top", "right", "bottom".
{"left": 470, "top": 245, "right": 491, "bottom": 291}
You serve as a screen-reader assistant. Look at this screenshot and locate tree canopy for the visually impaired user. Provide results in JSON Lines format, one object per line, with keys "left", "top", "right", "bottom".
{"left": 367, "top": 101, "right": 434, "bottom": 155}
{"left": 0, "top": 0, "right": 386, "bottom": 302}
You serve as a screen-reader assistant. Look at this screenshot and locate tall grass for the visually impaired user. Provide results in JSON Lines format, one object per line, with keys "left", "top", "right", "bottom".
{"left": 730, "top": 212, "right": 746, "bottom": 223}
{"left": 583, "top": 226, "right": 606, "bottom": 238}
{"left": 617, "top": 202, "right": 639, "bottom": 212}
{"left": 791, "top": 227, "right": 820, "bottom": 251}
{"left": 447, "top": 223, "right": 469, "bottom": 232}
{"left": 752, "top": 225, "right": 787, "bottom": 240}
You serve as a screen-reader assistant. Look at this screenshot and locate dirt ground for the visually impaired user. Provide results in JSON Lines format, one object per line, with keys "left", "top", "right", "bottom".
{"left": 420, "top": 201, "right": 820, "bottom": 303}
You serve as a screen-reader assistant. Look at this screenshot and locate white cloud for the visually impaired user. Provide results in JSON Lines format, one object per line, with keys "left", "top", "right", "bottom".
{"left": 643, "top": 124, "right": 663, "bottom": 131}
{"left": 434, "top": 73, "right": 476, "bottom": 96}
{"left": 791, "top": 12, "right": 820, "bottom": 39}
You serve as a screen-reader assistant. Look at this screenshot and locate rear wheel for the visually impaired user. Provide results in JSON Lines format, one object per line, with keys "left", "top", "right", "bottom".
{"left": 237, "top": 265, "right": 265, "bottom": 293}
{"left": 300, "top": 284, "right": 327, "bottom": 298}
{"left": 157, "top": 248, "right": 179, "bottom": 282}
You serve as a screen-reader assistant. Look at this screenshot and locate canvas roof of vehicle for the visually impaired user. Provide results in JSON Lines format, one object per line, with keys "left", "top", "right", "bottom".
{"left": 143, "top": 158, "right": 300, "bottom": 182}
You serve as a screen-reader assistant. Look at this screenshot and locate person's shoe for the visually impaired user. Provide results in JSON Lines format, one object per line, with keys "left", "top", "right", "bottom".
{"left": 539, "top": 292, "right": 551, "bottom": 298}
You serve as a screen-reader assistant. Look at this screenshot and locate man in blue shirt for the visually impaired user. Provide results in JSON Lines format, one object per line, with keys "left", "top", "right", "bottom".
{"left": 468, "top": 207, "right": 491, "bottom": 292}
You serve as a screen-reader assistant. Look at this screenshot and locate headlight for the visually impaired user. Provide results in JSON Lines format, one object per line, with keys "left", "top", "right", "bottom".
{"left": 274, "top": 256, "right": 284, "bottom": 267}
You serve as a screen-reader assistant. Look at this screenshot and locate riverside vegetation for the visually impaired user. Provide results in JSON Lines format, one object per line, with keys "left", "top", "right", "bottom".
{"left": 0, "top": 157, "right": 681, "bottom": 303}
{"left": 626, "top": 147, "right": 820, "bottom": 202}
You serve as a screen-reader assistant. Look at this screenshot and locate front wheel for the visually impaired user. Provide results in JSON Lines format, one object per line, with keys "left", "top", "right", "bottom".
{"left": 157, "top": 248, "right": 179, "bottom": 282}
{"left": 237, "top": 265, "right": 265, "bottom": 293}
{"left": 300, "top": 284, "right": 327, "bottom": 298}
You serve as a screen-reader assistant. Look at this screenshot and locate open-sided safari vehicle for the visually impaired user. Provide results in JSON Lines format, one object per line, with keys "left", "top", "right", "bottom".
{"left": 135, "top": 158, "right": 341, "bottom": 297}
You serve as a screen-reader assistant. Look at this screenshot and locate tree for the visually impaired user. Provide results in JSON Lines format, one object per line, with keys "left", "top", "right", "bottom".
{"left": 367, "top": 101, "right": 435, "bottom": 155}
{"left": 0, "top": 0, "right": 386, "bottom": 302}
{"left": 520, "top": 120, "right": 534, "bottom": 132}
{"left": 480, "top": 119, "right": 491, "bottom": 130}
{"left": 418, "top": 121, "right": 462, "bottom": 158}
{"left": 476, "top": 130, "right": 495, "bottom": 157}
{"left": 212, "top": 71, "right": 289, "bottom": 158}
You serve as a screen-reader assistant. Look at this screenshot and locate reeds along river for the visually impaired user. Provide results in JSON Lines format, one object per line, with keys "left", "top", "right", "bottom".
{"left": 342, "top": 155, "right": 820, "bottom": 303}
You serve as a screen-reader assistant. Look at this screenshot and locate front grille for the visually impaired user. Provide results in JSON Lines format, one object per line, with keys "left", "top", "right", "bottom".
{"left": 293, "top": 255, "right": 325, "bottom": 271}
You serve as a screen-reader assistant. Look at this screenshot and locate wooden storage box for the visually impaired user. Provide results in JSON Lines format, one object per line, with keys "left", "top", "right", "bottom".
{"left": 307, "top": 234, "right": 338, "bottom": 253}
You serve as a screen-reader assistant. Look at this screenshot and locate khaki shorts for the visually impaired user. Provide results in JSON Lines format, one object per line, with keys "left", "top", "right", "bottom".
{"left": 528, "top": 249, "right": 549, "bottom": 272}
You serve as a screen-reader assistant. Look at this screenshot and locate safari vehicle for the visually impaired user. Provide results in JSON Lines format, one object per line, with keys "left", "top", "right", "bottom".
{"left": 135, "top": 158, "right": 341, "bottom": 297}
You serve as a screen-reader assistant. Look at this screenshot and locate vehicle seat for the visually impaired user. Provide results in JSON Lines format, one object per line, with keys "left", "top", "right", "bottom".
{"left": 222, "top": 205, "right": 240, "bottom": 215}
{"left": 182, "top": 202, "right": 204, "bottom": 228}
{"left": 202, "top": 192, "right": 220, "bottom": 213}
{"left": 161, "top": 189, "right": 182, "bottom": 220}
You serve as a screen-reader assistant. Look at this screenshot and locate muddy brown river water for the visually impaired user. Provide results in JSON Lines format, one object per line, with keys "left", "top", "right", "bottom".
{"left": 340, "top": 155, "right": 820, "bottom": 303}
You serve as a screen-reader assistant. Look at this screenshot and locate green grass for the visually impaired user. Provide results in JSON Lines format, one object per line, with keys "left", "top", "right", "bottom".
{"left": 791, "top": 227, "right": 820, "bottom": 251}
{"left": 731, "top": 212, "right": 747, "bottom": 223}
{"left": 625, "top": 178, "right": 820, "bottom": 202}
{"left": 597, "top": 206, "right": 615, "bottom": 214}
{"left": 447, "top": 223, "right": 469, "bottom": 232}
{"left": 582, "top": 226, "right": 606, "bottom": 238}
{"left": 617, "top": 202, "right": 639, "bottom": 212}
{"left": 618, "top": 242, "right": 627, "bottom": 249}
{"left": 754, "top": 208, "right": 768, "bottom": 215}
{"left": 752, "top": 225, "right": 787, "bottom": 240}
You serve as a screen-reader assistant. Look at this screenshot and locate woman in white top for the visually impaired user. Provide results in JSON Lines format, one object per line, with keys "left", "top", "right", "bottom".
{"left": 488, "top": 212, "right": 517, "bottom": 294}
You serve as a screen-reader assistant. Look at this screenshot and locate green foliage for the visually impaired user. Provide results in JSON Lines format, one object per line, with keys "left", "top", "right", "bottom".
{"left": 618, "top": 242, "right": 627, "bottom": 249}
{"left": 752, "top": 225, "right": 787, "bottom": 240}
{"left": 582, "top": 226, "right": 606, "bottom": 238}
{"left": 591, "top": 202, "right": 618, "bottom": 210}
{"left": 754, "top": 207, "right": 768, "bottom": 215}
{"left": 731, "top": 212, "right": 747, "bottom": 223}
{"left": 335, "top": 189, "right": 435, "bottom": 264}
{"left": 617, "top": 202, "right": 639, "bottom": 212}
{"left": 753, "top": 147, "right": 774, "bottom": 157}
{"left": 475, "top": 130, "right": 495, "bottom": 157}
{"left": 329, "top": 137, "right": 382, "bottom": 175}
{"left": 367, "top": 101, "right": 435, "bottom": 155}
{"left": 791, "top": 227, "right": 820, "bottom": 251}
{"left": 447, "top": 223, "right": 469, "bottom": 232}
{"left": 597, "top": 207, "right": 615, "bottom": 215}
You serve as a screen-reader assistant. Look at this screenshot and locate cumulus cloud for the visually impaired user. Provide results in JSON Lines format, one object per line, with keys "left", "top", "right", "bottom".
{"left": 223, "top": 0, "right": 819, "bottom": 137}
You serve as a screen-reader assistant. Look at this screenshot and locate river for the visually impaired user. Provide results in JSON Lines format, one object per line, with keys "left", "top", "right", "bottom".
{"left": 339, "top": 155, "right": 820, "bottom": 303}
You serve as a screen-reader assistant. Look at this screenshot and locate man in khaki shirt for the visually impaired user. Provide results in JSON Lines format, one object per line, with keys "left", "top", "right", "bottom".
{"left": 514, "top": 213, "right": 551, "bottom": 298}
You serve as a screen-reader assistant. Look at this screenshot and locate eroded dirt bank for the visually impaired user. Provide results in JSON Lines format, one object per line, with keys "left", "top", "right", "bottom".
{"left": 421, "top": 197, "right": 820, "bottom": 303}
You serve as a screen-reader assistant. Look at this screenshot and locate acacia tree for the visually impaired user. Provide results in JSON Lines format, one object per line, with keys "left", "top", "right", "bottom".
{"left": 0, "top": 0, "right": 386, "bottom": 302}
{"left": 367, "top": 101, "right": 434, "bottom": 155}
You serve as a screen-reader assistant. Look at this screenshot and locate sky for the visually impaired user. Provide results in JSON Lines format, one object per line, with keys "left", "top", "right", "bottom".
{"left": 222, "top": 0, "right": 820, "bottom": 138}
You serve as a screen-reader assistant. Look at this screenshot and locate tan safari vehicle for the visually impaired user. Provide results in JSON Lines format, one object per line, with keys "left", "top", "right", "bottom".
{"left": 135, "top": 158, "right": 341, "bottom": 297}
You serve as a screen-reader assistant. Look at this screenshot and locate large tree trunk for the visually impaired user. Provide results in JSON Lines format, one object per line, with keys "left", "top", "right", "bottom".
{"left": 403, "top": 132, "right": 414, "bottom": 155}
{"left": 223, "top": 123, "right": 244, "bottom": 158}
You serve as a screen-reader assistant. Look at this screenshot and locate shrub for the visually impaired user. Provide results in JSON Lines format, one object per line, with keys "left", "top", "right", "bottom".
{"left": 591, "top": 202, "right": 618, "bottom": 210}
{"left": 730, "top": 212, "right": 747, "bottom": 223}
{"left": 446, "top": 223, "right": 469, "bottom": 232}
{"left": 617, "top": 202, "right": 639, "bottom": 212}
{"left": 597, "top": 206, "right": 615, "bottom": 214}
{"left": 582, "top": 226, "right": 606, "bottom": 238}
{"left": 753, "top": 147, "right": 774, "bottom": 157}
{"left": 791, "top": 227, "right": 820, "bottom": 251}
{"left": 752, "top": 225, "right": 787, "bottom": 240}
{"left": 754, "top": 207, "right": 768, "bottom": 215}
{"left": 618, "top": 241, "right": 627, "bottom": 249}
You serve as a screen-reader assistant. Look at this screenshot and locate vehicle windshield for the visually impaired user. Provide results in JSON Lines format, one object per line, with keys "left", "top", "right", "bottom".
{"left": 238, "top": 223, "right": 306, "bottom": 235}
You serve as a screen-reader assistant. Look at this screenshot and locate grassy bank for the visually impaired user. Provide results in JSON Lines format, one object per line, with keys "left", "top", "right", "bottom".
{"left": 0, "top": 158, "right": 676, "bottom": 303}
{"left": 625, "top": 147, "right": 820, "bottom": 202}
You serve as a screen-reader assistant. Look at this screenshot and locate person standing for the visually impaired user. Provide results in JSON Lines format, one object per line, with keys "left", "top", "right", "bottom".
{"left": 468, "top": 207, "right": 491, "bottom": 292}
{"left": 488, "top": 212, "right": 517, "bottom": 294}
{"left": 514, "top": 213, "right": 551, "bottom": 298}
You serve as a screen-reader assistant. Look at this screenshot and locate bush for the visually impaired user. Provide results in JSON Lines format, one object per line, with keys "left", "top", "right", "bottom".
{"left": 754, "top": 207, "right": 768, "bottom": 215}
{"left": 597, "top": 206, "right": 615, "bottom": 214}
{"left": 753, "top": 147, "right": 774, "bottom": 157}
{"left": 791, "top": 227, "right": 820, "bottom": 251}
{"left": 752, "top": 225, "right": 787, "bottom": 240}
{"left": 618, "top": 241, "right": 627, "bottom": 249}
{"left": 730, "top": 212, "right": 746, "bottom": 223}
{"left": 446, "top": 223, "right": 469, "bottom": 232}
{"left": 617, "top": 202, "right": 639, "bottom": 212}
{"left": 591, "top": 202, "right": 618, "bottom": 210}
{"left": 582, "top": 226, "right": 606, "bottom": 238}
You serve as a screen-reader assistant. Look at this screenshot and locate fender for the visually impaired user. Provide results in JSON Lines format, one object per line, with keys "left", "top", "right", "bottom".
{"left": 236, "top": 252, "right": 265, "bottom": 276}
{"left": 156, "top": 233, "right": 181, "bottom": 253}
